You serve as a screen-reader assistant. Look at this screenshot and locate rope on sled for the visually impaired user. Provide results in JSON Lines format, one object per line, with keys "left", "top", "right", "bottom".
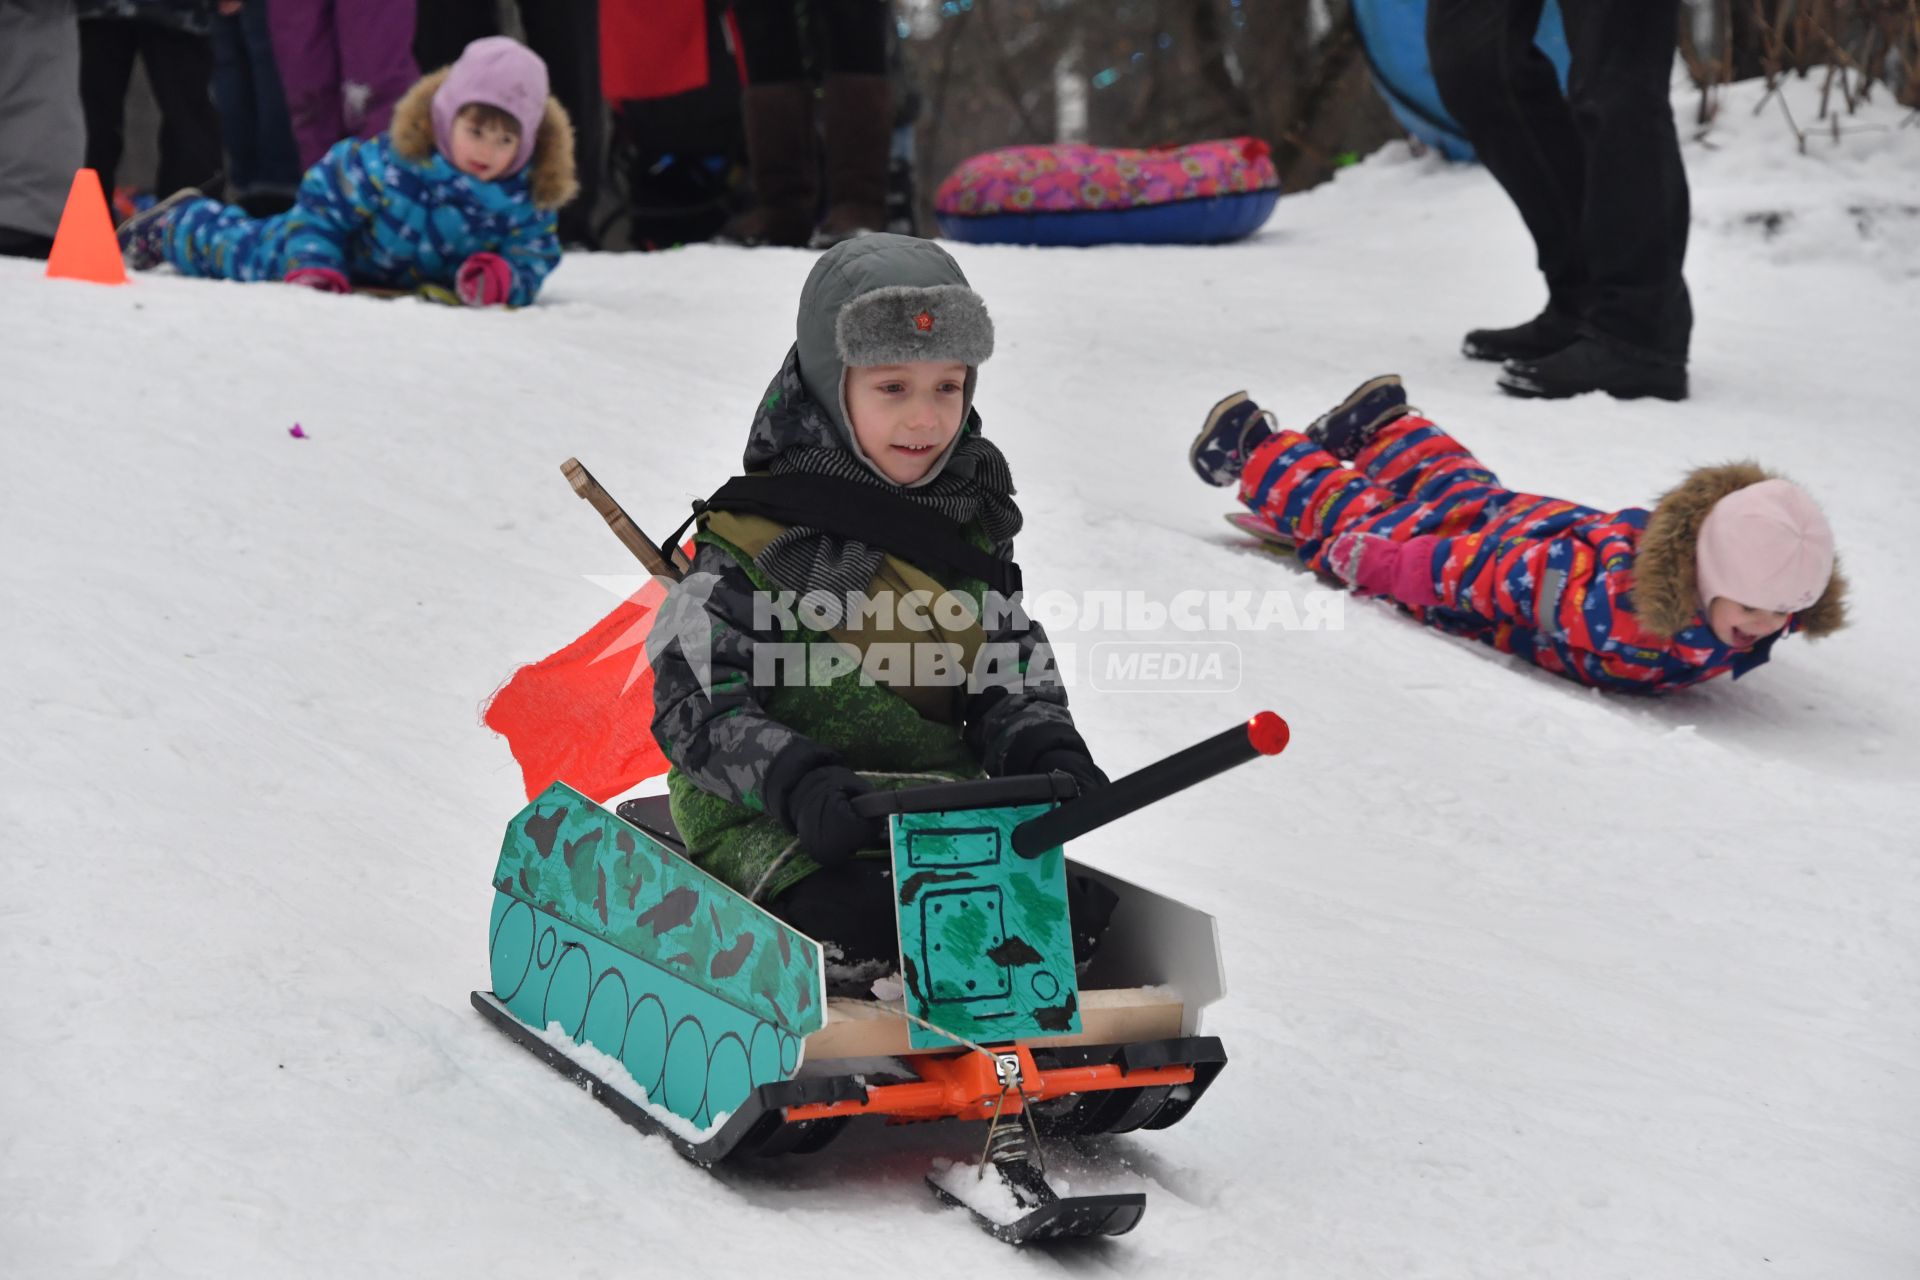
{"left": 751, "top": 767, "right": 1042, "bottom": 1175}
{"left": 881, "top": 1002, "right": 1045, "bottom": 1178}
{"left": 889, "top": 1003, "right": 1001, "bottom": 1061}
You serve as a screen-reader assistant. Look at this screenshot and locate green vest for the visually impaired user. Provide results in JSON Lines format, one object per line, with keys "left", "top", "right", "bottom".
{"left": 666, "top": 514, "right": 992, "bottom": 901}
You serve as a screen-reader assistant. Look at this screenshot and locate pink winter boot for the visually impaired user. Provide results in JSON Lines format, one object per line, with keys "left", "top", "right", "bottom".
{"left": 1326, "top": 532, "right": 1441, "bottom": 608}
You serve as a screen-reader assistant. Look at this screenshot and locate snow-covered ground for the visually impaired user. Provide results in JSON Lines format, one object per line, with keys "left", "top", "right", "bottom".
{"left": 4, "top": 75, "right": 1917, "bottom": 1278}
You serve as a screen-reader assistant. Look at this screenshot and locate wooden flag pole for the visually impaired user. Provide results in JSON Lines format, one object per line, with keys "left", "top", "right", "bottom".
{"left": 560, "top": 457, "right": 690, "bottom": 581}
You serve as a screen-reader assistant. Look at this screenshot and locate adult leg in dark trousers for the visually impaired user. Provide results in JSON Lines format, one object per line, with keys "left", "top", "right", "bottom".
{"left": 144, "top": 24, "right": 225, "bottom": 197}
{"left": 724, "top": 0, "right": 891, "bottom": 248}
{"left": 411, "top": 0, "right": 494, "bottom": 70}
{"left": 516, "top": 0, "right": 603, "bottom": 248}
{"left": 81, "top": 18, "right": 225, "bottom": 199}
{"left": 212, "top": 4, "right": 303, "bottom": 215}
{"left": 722, "top": 1, "right": 819, "bottom": 247}
{"left": 79, "top": 19, "right": 142, "bottom": 193}
{"left": 809, "top": 0, "right": 891, "bottom": 248}
{"left": 1429, "top": 0, "right": 1690, "bottom": 400}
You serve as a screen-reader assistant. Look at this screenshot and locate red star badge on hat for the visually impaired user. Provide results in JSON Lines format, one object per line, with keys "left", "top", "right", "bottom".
{"left": 914, "top": 309, "right": 935, "bottom": 332}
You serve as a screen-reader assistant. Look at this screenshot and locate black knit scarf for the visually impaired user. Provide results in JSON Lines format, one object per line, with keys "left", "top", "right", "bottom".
{"left": 756, "top": 436, "right": 1023, "bottom": 604}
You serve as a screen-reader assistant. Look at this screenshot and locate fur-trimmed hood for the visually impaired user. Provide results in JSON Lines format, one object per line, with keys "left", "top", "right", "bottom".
{"left": 389, "top": 67, "right": 579, "bottom": 211}
{"left": 1635, "top": 461, "right": 1848, "bottom": 639}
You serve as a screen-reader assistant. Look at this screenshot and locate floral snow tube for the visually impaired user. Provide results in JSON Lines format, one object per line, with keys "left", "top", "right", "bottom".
{"left": 933, "top": 137, "right": 1281, "bottom": 247}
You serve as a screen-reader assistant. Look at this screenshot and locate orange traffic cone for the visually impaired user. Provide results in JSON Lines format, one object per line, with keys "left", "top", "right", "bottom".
{"left": 45, "top": 169, "right": 129, "bottom": 286}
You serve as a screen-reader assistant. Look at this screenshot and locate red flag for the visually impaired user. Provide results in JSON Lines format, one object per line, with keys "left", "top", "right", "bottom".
{"left": 484, "top": 579, "right": 672, "bottom": 803}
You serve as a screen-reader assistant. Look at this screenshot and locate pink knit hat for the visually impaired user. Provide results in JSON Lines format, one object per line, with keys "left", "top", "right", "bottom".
{"left": 1695, "top": 478, "right": 1834, "bottom": 614}
{"left": 430, "top": 37, "right": 548, "bottom": 178}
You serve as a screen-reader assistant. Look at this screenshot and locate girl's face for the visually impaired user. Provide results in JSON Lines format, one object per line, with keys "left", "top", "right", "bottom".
{"left": 844, "top": 360, "right": 968, "bottom": 485}
{"left": 449, "top": 111, "right": 520, "bottom": 181}
{"left": 1707, "top": 596, "right": 1790, "bottom": 649}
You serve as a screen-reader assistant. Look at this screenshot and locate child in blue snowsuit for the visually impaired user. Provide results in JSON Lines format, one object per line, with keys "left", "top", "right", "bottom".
{"left": 119, "top": 36, "right": 576, "bottom": 307}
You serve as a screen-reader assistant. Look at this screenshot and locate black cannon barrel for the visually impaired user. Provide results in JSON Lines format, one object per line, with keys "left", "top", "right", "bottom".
{"left": 848, "top": 771, "right": 1080, "bottom": 819}
{"left": 1009, "top": 712, "right": 1289, "bottom": 858}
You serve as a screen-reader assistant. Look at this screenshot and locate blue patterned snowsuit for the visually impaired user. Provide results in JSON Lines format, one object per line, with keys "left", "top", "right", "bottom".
{"left": 160, "top": 134, "right": 561, "bottom": 305}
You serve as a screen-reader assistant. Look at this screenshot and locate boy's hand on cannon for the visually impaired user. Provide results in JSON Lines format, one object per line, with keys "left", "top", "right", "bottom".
{"left": 1002, "top": 728, "right": 1108, "bottom": 797}
{"left": 456, "top": 252, "right": 514, "bottom": 307}
{"left": 782, "top": 766, "right": 886, "bottom": 868}
{"left": 1028, "top": 747, "right": 1110, "bottom": 797}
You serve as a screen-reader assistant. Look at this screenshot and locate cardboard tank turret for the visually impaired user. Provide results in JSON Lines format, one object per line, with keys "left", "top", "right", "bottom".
{"left": 474, "top": 712, "right": 1289, "bottom": 1244}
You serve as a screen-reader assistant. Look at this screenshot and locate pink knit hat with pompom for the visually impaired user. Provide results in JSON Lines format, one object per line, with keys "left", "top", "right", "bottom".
{"left": 431, "top": 37, "right": 548, "bottom": 178}
{"left": 1695, "top": 478, "right": 1834, "bottom": 614}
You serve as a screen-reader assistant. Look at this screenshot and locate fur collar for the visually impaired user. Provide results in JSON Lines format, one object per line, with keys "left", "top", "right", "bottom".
{"left": 389, "top": 67, "right": 579, "bottom": 211}
{"left": 1635, "top": 461, "right": 1848, "bottom": 639}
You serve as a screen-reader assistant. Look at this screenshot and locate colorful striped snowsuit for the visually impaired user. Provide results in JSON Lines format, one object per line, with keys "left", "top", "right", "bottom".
{"left": 1238, "top": 415, "right": 1780, "bottom": 692}
{"left": 160, "top": 134, "right": 561, "bottom": 304}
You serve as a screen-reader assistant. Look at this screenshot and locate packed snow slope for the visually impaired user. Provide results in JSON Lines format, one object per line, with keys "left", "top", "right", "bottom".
{"left": 3, "top": 76, "right": 1917, "bottom": 1279}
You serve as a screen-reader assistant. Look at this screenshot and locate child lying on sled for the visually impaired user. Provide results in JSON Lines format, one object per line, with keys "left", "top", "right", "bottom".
{"left": 1189, "top": 376, "right": 1847, "bottom": 693}
{"left": 643, "top": 234, "right": 1115, "bottom": 976}
{"left": 117, "top": 37, "right": 574, "bottom": 307}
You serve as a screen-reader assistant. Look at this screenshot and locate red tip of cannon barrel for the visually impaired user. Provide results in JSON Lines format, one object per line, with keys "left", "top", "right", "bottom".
{"left": 1247, "top": 712, "right": 1290, "bottom": 756}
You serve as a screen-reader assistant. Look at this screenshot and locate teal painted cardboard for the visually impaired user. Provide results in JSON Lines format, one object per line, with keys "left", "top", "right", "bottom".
{"left": 492, "top": 783, "right": 826, "bottom": 1041}
{"left": 890, "top": 804, "right": 1081, "bottom": 1050}
{"left": 488, "top": 892, "right": 802, "bottom": 1128}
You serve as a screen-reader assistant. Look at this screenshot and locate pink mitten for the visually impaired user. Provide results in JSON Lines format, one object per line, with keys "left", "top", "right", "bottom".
{"left": 283, "top": 265, "right": 349, "bottom": 293}
{"left": 456, "top": 252, "right": 513, "bottom": 307}
{"left": 1326, "top": 533, "right": 1441, "bottom": 607}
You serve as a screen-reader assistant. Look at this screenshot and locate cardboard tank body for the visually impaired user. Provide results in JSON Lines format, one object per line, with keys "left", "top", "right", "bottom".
{"left": 475, "top": 715, "right": 1287, "bottom": 1244}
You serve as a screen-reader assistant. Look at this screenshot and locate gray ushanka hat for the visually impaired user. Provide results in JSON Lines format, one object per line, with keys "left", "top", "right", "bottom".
{"left": 794, "top": 234, "right": 994, "bottom": 486}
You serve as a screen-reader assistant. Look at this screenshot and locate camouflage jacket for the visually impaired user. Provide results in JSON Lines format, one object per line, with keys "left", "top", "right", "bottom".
{"left": 646, "top": 532, "right": 1086, "bottom": 903}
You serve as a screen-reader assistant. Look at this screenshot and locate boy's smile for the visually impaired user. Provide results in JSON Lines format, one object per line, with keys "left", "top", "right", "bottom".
{"left": 844, "top": 360, "right": 969, "bottom": 486}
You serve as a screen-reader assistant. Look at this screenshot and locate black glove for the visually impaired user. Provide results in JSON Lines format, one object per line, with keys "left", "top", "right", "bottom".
{"left": 1031, "top": 747, "right": 1110, "bottom": 798}
{"left": 782, "top": 766, "right": 885, "bottom": 868}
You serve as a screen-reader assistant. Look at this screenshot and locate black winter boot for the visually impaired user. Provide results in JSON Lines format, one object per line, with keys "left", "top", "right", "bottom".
{"left": 1306, "top": 374, "right": 1412, "bottom": 461}
{"left": 1499, "top": 337, "right": 1688, "bottom": 401}
{"left": 1462, "top": 308, "right": 1580, "bottom": 363}
{"left": 810, "top": 74, "right": 892, "bottom": 249}
{"left": 1189, "top": 391, "right": 1276, "bottom": 487}
{"left": 720, "top": 82, "right": 817, "bottom": 248}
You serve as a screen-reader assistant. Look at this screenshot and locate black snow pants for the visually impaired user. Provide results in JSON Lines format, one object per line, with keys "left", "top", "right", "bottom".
{"left": 1428, "top": 0, "right": 1692, "bottom": 363}
{"left": 80, "top": 17, "right": 226, "bottom": 199}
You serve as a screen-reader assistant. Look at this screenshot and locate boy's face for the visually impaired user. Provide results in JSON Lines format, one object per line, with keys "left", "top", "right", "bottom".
{"left": 844, "top": 360, "right": 968, "bottom": 485}
{"left": 449, "top": 111, "right": 520, "bottom": 181}
{"left": 1706, "top": 596, "right": 1789, "bottom": 649}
